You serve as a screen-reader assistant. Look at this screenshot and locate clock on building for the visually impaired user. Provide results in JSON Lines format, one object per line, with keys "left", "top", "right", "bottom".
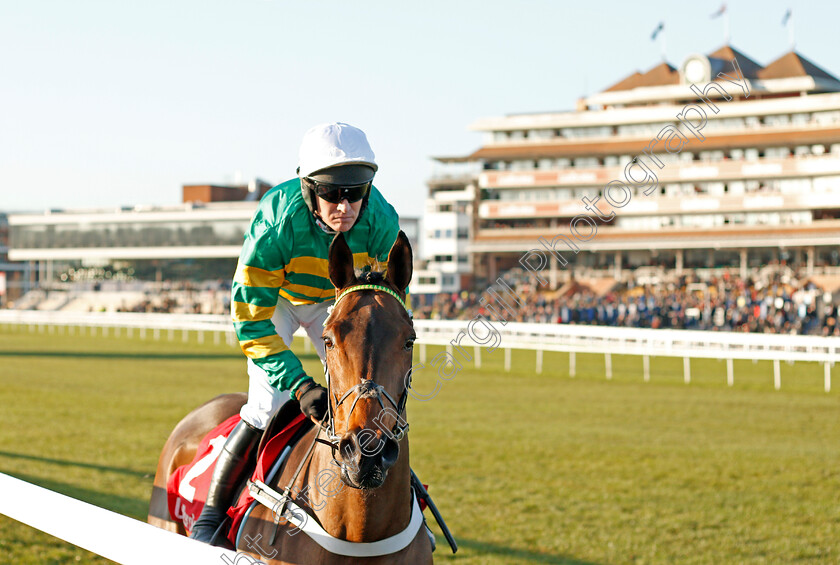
{"left": 682, "top": 54, "right": 710, "bottom": 84}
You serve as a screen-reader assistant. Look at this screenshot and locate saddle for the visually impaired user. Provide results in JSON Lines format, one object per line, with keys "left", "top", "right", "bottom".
{"left": 225, "top": 407, "right": 314, "bottom": 547}
{"left": 256, "top": 398, "right": 312, "bottom": 459}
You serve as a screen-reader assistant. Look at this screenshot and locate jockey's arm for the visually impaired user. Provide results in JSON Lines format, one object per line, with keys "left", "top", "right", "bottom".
{"left": 230, "top": 216, "right": 313, "bottom": 397}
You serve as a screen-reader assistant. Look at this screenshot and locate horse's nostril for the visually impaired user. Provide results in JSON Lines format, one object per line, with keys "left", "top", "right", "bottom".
{"left": 380, "top": 438, "right": 399, "bottom": 471}
{"left": 338, "top": 434, "right": 359, "bottom": 461}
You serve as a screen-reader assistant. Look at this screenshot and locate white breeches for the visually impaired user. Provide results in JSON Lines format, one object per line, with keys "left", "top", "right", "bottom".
{"left": 239, "top": 297, "right": 331, "bottom": 430}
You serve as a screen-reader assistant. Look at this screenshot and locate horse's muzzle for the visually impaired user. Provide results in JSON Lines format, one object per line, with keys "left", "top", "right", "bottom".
{"left": 337, "top": 428, "right": 400, "bottom": 489}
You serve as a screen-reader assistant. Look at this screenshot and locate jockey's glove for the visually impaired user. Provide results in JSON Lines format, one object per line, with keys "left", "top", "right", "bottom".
{"left": 295, "top": 379, "right": 328, "bottom": 421}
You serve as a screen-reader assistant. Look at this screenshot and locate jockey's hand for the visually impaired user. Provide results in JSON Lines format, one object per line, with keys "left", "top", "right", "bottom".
{"left": 295, "top": 379, "right": 328, "bottom": 422}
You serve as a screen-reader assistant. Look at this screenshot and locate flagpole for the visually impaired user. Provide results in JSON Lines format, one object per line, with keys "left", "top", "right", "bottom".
{"left": 650, "top": 22, "right": 665, "bottom": 62}
{"left": 661, "top": 28, "right": 667, "bottom": 61}
{"left": 788, "top": 11, "right": 795, "bottom": 50}
{"left": 724, "top": 10, "right": 731, "bottom": 43}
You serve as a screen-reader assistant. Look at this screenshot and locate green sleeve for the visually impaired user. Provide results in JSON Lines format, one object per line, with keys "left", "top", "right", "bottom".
{"left": 230, "top": 210, "right": 312, "bottom": 395}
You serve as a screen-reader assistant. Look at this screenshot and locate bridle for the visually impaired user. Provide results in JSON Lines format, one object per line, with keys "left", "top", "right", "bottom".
{"left": 258, "top": 281, "right": 418, "bottom": 545}
{"left": 318, "top": 283, "right": 414, "bottom": 460}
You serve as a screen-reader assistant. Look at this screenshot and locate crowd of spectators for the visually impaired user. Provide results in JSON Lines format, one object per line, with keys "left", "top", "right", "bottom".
{"left": 412, "top": 265, "right": 840, "bottom": 337}
{"left": 17, "top": 266, "right": 840, "bottom": 336}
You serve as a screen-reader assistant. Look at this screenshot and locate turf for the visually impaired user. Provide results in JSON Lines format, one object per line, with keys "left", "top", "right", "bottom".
{"left": 0, "top": 322, "right": 838, "bottom": 564}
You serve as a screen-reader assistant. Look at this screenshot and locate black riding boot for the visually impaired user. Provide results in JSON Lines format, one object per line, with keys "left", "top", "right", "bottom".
{"left": 189, "top": 420, "right": 262, "bottom": 545}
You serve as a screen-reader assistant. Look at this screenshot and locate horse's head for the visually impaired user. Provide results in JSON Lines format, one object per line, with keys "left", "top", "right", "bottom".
{"left": 323, "top": 231, "right": 414, "bottom": 489}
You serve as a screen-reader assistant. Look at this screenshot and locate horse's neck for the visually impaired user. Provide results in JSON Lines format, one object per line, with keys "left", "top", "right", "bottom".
{"left": 301, "top": 439, "right": 412, "bottom": 543}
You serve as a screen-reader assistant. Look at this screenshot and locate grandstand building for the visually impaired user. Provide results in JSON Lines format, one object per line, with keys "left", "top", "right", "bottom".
{"left": 6, "top": 181, "right": 420, "bottom": 303}
{"left": 428, "top": 46, "right": 840, "bottom": 290}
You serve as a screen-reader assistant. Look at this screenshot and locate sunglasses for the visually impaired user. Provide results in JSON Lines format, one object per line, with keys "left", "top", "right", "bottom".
{"left": 304, "top": 177, "right": 371, "bottom": 204}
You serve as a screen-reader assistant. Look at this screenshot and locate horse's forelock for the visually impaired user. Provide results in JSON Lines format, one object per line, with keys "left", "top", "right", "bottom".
{"left": 356, "top": 269, "right": 386, "bottom": 285}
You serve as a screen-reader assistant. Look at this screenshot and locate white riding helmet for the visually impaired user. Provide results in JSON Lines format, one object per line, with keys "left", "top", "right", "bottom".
{"left": 297, "top": 122, "right": 379, "bottom": 223}
{"left": 297, "top": 122, "right": 378, "bottom": 179}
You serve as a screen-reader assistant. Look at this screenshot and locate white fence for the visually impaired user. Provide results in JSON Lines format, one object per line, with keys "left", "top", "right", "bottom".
{"left": 0, "top": 310, "right": 837, "bottom": 392}
{"left": 414, "top": 319, "right": 839, "bottom": 392}
{"left": 0, "top": 472, "right": 247, "bottom": 564}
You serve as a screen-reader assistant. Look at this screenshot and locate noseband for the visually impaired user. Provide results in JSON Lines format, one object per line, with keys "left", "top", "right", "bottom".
{"left": 320, "top": 283, "right": 414, "bottom": 454}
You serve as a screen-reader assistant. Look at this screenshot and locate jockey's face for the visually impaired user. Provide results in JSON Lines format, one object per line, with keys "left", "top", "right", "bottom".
{"left": 316, "top": 196, "right": 363, "bottom": 232}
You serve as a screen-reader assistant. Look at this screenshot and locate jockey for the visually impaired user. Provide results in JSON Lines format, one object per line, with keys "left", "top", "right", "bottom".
{"left": 190, "top": 122, "right": 403, "bottom": 543}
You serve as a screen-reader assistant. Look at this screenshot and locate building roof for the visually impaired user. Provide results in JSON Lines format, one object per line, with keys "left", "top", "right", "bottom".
{"left": 431, "top": 155, "right": 475, "bottom": 164}
{"left": 603, "top": 71, "right": 643, "bottom": 92}
{"left": 706, "top": 45, "right": 763, "bottom": 79}
{"left": 604, "top": 62, "right": 679, "bottom": 92}
{"left": 759, "top": 51, "right": 840, "bottom": 82}
{"left": 601, "top": 45, "right": 840, "bottom": 94}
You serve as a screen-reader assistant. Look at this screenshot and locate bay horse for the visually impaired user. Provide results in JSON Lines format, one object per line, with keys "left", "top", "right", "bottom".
{"left": 149, "top": 231, "right": 433, "bottom": 564}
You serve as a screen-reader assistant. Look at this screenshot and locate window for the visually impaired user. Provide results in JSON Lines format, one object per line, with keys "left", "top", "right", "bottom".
{"left": 763, "top": 114, "right": 790, "bottom": 127}
{"left": 765, "top": 147, "right": 791, "bottom": 159}
{"left": 791, "top": 113, "right": 810, "bottom": 125}
{"left": 573, "top": 157, "right": 599, "bottom": 168}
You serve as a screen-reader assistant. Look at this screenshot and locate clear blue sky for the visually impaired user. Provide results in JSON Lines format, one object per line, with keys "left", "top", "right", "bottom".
{"left": 2, "top": 1, "right": 838, "bottom": 217}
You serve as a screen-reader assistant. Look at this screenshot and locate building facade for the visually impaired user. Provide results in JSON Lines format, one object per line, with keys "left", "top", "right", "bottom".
{"left": 428, "top": 46, "right": 840, "bottom": 290}
{"left": 7, "top": 181, "right": 420, "bottom": 290}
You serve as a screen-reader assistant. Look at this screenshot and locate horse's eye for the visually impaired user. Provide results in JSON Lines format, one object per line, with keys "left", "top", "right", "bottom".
{"left": 324, "top": 337, "right": 334, "bottom": 350}
{"left": 404, "top": 338, "right": 415, "bottom": 351}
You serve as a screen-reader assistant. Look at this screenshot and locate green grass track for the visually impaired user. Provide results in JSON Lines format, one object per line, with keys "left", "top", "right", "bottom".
{"left": 0, "top": 323, "right": 838, "bottom": 564}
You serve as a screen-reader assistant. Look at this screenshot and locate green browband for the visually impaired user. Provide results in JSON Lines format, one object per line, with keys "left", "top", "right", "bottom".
{"left": 330, "top": 284, "right": 412, "bottom": 319}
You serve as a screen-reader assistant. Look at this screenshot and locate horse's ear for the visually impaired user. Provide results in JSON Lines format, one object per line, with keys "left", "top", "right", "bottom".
{"left": 386, "top": 231, "right": 413, "bottom": 293}
{"left": 329, "top": 233, "right": 356, "bottom": 290}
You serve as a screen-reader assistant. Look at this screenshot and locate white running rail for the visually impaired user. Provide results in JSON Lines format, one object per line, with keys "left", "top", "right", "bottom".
{"left": 0, "top": 473, "right": 251, "bottom": 565}
{"left": 0, "top": 310, "right": 837, "bottom": 391}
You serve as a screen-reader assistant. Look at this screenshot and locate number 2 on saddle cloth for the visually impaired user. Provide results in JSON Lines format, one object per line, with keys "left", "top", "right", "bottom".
{"left": 166, "top": 412, "right": 313, "bottom": 537}
{"left": 165, "top": 414, "right": 242, "bottom": 535}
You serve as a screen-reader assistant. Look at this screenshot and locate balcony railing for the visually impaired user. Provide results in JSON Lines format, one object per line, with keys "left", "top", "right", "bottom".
{"left": 480, "top": 153, "right": 840, "bottom": 189}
